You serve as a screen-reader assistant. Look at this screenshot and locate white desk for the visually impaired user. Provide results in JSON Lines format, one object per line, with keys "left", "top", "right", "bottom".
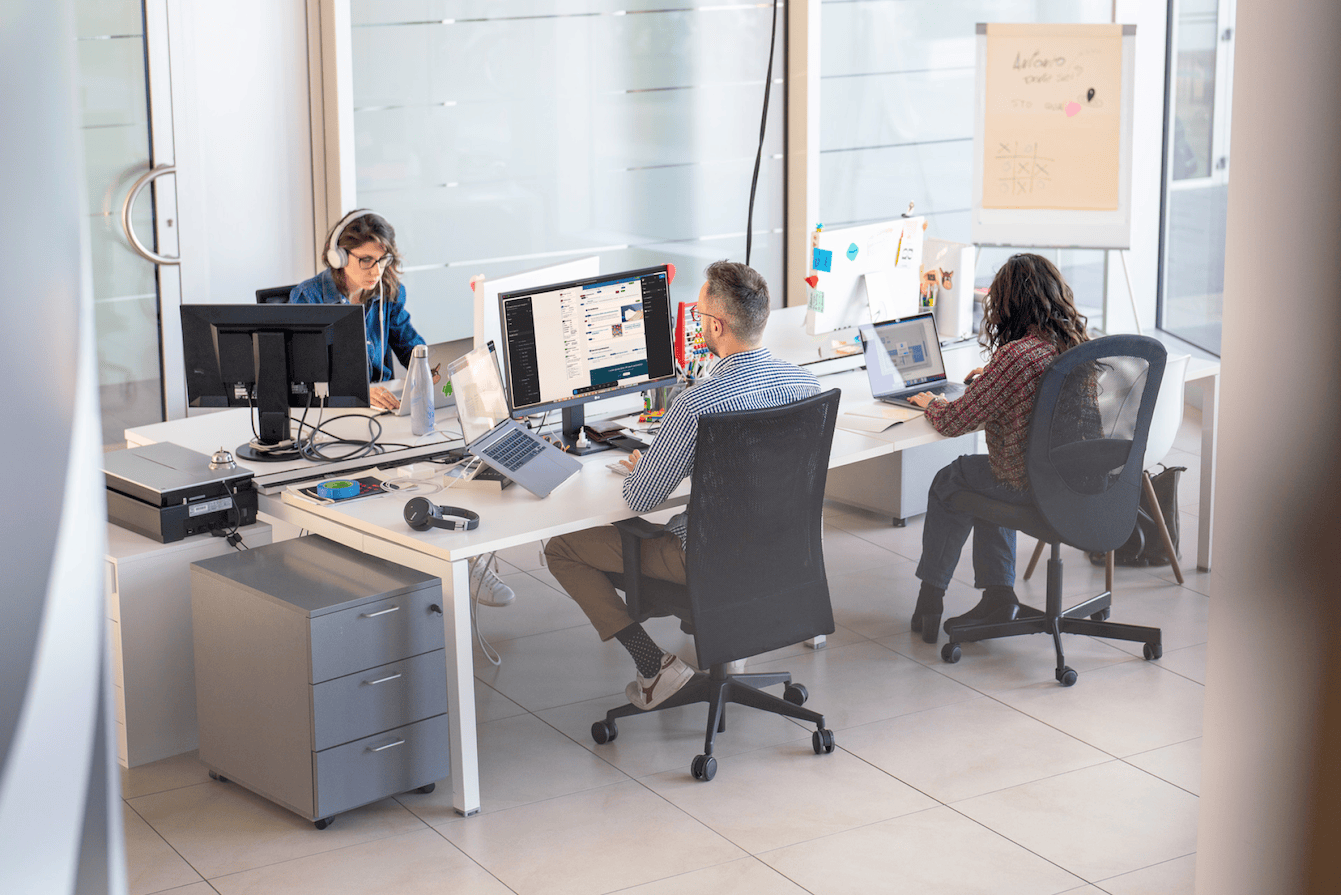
{"left": 126, "top": 340, "right": 1219, "bottom": 814}
{"left": 127, "top": 404, "right": 893, "bottom": 816}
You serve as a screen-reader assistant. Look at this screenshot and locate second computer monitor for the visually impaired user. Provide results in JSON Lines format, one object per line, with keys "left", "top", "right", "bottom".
{"left": 498, "top": 265, "right": 677, "bottom": 453}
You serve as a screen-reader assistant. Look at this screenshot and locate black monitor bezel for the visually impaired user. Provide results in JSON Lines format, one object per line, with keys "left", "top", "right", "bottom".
{"left": 496, "top": 264, "right": 679, "bottom": 419}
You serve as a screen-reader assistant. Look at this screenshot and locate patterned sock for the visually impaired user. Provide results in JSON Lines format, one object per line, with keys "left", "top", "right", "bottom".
{"left": 614, "top": 624, "right": 665, "bottom": 678}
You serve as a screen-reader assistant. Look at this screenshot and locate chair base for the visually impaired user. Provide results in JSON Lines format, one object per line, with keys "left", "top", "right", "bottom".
{"left": 942, "top": 548, "right": 1162, "bottom": 686}
{"left": 592, "top": 666, "right": 835, "bottom": 779}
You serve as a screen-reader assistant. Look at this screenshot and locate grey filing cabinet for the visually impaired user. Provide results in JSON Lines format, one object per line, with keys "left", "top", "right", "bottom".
{"left": 191, "top": 535, "right": 449, "bottom": 829}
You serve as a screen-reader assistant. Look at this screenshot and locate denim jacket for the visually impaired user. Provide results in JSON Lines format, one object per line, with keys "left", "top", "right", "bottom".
{"left": 289, "top": 269, "right": 425, "bottom": 382}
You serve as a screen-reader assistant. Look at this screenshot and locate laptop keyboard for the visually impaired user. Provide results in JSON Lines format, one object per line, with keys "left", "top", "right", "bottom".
{"left": 480, "top": 429, "right": 546, "bottom": 472}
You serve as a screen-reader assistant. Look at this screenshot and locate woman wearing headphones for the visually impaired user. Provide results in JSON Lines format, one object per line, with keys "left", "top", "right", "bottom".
{"left": 290, "top": 209, "right": 431, "bottom": 413}
{"left": 291, "top": 210, "right": 514, "bottom": 607}
{"left": 905, "top": 253, "right": 1090, "bottom": 643}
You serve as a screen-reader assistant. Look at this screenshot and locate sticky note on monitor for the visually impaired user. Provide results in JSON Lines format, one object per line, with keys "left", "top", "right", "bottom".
{"left": 812, "top": 248, "right": 833, "bottom": 272}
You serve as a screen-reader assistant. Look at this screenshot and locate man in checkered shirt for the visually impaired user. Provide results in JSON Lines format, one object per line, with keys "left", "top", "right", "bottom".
{"left": 545, "top": 261, "right": 820, "bottom": 710}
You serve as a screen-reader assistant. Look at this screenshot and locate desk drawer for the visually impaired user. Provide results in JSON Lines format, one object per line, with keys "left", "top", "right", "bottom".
{"left": 314, "top": 713, "right": 449, "bottom": 819}
{"left": 311, "top": 649, "right": 447, "bottom": 751}
{"left": 308, "top": 584, "right": 444, "bottom": 683}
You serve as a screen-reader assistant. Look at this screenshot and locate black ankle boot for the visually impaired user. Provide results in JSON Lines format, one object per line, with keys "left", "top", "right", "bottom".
{"left": 910, "top": 584, "right": 944, "bottom": 644}
{"left": 944, "top": 585, "right": 1019, "bottom": 634}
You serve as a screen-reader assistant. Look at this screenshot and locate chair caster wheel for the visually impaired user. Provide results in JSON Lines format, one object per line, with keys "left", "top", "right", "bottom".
{"left": 415, "top": 783, "right": 436, "bottom": 795}
{"left": 812, "top": 728, "right": 836, "bottom": 754}
{"left": 313, "top": 818, "right": 332, "bottom": 830}
{"left": 691, "top": 754, "right": 717, "bottom": 781}
{"left": 783, "top": 683, "right": 808, "bottom": 706}
{"left": 591, "top": 720, "right": 618, "bottom": 745}
{"left": 1143, "top": 642, "right": 1162, "bottom": 660}
{"left": 941, "top": 643, "right": 961, "bottom": 664}
{"left": 1057, "top": 666, "right": 1078, "bottom": 687}
{"left": 208, "top": 771, "right": 229, "bottom": 783}
{"left": 1091, "top": 608, "right": 1111, "bottom": 621}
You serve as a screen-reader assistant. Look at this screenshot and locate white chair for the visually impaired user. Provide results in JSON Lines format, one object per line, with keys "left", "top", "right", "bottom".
{"left": 1023, "top": 353, "right": 1191, "bottom": 590}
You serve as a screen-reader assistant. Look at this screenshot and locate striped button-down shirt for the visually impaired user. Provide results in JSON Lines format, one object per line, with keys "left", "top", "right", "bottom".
{"left": 622, "top": 347, "right": 821, "bottom": 547}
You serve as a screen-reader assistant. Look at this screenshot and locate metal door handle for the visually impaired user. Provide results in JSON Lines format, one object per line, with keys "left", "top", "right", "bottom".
{"left": 120, "top": 164, "right": 179, "bottom": 265}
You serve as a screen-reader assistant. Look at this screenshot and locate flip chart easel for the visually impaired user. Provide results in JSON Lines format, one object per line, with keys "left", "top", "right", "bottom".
{"left": 971, "top": 23, "right": 1141, "bottom": 333}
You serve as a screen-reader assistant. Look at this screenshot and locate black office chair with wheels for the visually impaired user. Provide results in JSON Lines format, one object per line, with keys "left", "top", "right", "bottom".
{"left": 255, "top": 285, "right": 297, "bottom": 304}
{"left": 591, "top": 389, "right": 841, "bottom": 781}
{"left": 941, "top": 335, "right": 1166, "bottom": 686}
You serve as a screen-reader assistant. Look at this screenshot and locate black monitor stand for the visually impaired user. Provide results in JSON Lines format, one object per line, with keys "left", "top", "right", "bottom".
{"left": 557, "top": 404, "right": 611, "bottom": 456}
{"left": 237, "top": 332, "right": 302, "bottom": 462}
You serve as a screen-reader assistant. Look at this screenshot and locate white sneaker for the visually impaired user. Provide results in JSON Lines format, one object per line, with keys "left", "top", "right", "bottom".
{"left": 469, "top": 556, "right": 515, "bottom": 607}
{"left": 625, "top": 653, "right": 694, "bottom": 710}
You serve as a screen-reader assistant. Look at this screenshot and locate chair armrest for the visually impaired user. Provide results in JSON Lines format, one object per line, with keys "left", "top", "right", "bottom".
{"left": 611, "top": 517, "right": 667, "bottom": 618}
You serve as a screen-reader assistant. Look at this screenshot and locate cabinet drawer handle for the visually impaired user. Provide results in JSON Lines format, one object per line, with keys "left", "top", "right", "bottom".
{"left": 363, "top": 673, "right": 403, "bottom": 686}
{"left": 359, "top": 606, "right": 400, "bottom": 618}
{"left": 369, "top": 739, "right": 405, "bottom": 753}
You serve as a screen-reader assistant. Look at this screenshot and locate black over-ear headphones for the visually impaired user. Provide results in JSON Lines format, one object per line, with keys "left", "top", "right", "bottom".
{"left": 403, "top": 497, "right": 480, "bottom": 532}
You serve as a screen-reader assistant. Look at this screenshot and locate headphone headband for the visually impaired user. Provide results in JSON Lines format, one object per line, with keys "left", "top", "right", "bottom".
{"left": 325, "top": 208, "right": 376, "bottom": 270}
{"left": 403, "top": 497, "right": 480, "bottom": 532}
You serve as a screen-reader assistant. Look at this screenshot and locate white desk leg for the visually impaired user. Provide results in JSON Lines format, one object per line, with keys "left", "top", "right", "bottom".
{"left": 806, "top": 635, "right": 826, "bottom": 649}
{"left": 441, "top": 558, "right": 480, "bottom": 816}
{"left": 1195, "top": 373, "right": 1218, "bottom": 571}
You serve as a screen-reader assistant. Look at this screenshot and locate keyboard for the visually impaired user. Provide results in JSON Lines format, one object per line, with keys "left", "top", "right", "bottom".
{"left": 607, "top": 461, "right": 631, "bottom": 476}
{"left": 479, "top": 429, "right": 546, "bottom": 472}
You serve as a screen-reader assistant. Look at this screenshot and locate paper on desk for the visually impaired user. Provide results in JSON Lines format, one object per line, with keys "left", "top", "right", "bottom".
{"left": 837, "top": 402, "right": 922, "bottom": 433}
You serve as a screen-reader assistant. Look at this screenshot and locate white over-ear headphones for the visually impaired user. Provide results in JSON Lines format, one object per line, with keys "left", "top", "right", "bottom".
{"left": 325, "top": 208, "right": 376, "bottom": 270}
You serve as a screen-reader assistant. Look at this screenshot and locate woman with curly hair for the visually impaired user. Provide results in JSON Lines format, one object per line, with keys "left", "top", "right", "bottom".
{"left": 906, "top": 253, "right": 1090, "bottom": 643}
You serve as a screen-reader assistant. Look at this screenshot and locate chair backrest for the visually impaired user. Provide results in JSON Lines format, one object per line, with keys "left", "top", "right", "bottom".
{"left": 256, "top": 284, "right": 296, "bottom": 304}
{"left": 1143, "top": 353, "right": 1189, "bottom": 469}
{"left": 1027, "top": 335, "right": 1167, "bottom": 554}
{"left": 682, "top": 389, "right": 840, "bottom": 667}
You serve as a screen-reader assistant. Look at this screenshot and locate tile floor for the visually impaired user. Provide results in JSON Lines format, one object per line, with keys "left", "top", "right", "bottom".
{"left": 120, "top": 411, "right": 1209, "bottom": 895}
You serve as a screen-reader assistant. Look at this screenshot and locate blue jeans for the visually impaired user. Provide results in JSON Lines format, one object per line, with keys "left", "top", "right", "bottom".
{"left": 915, "top": 455, "right": 1035, "bottom": 591}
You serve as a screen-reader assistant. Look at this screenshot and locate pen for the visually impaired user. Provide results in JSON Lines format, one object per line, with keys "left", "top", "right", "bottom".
{"left": 894, "top": 228, "right": 904, "bottom": 267}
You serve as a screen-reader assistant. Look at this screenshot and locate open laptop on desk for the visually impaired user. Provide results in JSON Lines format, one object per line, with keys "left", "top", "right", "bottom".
{"left": 448, "top": 343, "right": 580, "bottom": 498}
{"left": 858, "top": 312, "right": 966, "bottom": 409}
{"left": 384, "top": 339, "right": 471, "bottom": 415}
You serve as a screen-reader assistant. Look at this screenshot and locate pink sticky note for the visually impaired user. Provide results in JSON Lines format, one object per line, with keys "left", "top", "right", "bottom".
{"left": 1065, "top": 102, "right": 1081, "bottom": 118}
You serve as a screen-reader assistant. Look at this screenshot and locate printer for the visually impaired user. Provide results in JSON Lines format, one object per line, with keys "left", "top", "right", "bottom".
{"left": 104, "top": 442, "right": 258, "bottom": 543}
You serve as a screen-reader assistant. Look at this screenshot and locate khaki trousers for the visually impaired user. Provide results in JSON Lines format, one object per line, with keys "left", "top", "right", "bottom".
{"left": 544, "top": 526, "right": 687, "bottom": 641}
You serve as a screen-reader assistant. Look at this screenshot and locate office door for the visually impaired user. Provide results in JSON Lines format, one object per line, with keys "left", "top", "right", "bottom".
{"left": 76, "top": 0, "right": 183, "bottom": 447}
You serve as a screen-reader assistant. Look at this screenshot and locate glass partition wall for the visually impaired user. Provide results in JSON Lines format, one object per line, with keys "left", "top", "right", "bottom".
{"left": 819, "top": 0, "right": 1117, "bottom": 328}
{"left": 348, "top": 1, "right": 787, "bottom": 341}
{"left": 75, "top": 1, "right": 162, "bottom": 447}
{"left": 1158, "top": 0, "right": 1232, "bottom": 355}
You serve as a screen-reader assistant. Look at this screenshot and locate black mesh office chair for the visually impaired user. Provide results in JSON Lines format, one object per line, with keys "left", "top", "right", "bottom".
{"left": 255, "top": 285, "right": 297, "bottom": 304}
{"left": 941, "top": 335, "right": 1166, "bottom": 686}
{"left": 591, "top": 389, "right": 841, "bottom": 781}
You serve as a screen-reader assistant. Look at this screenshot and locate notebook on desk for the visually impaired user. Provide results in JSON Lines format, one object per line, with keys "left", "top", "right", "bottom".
{"left": 858, "top": 313, "right": 965, "bottom": 409}
{"left": 448, "top": 343, "right": 580, "bottom": 498}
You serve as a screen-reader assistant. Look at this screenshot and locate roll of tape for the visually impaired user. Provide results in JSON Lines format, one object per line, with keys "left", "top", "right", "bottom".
{"left": 317, "top": 479, "right": 360, "bottom": 500}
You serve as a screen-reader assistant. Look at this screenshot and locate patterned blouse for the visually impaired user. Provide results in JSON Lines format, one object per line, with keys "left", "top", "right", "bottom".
{"left": 924, "top": 333, "right": 1059, "bottom": 490}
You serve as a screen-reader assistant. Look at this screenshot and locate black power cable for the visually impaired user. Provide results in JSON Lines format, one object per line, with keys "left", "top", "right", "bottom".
{"left": 745, "top": 0, "right": 781, "bottom": 268}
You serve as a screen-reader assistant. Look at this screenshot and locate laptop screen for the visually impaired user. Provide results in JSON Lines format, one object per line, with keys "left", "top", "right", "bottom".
{"left": 859, "top": 313, "right": 948, "bottom": 394}
{"left": 447, "top": 343, "right": 511, "bottom": 444}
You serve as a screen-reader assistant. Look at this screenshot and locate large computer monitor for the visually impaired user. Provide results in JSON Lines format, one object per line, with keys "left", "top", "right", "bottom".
{"left": 497, "top": 265, "right": 677, "bottom": 453}
{"left": 181, "top": 303, "right": 369, "bottom": 461}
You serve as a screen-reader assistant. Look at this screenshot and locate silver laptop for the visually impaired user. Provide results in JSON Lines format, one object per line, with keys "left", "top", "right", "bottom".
{"left": 858, "top": 313, "right": 966, "bottom": 408}
{"left": 448, "top": 343, "right": 581, "bottom": 497}
{"left": 389, "top": 339, "right": 472, "bottom": 415}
